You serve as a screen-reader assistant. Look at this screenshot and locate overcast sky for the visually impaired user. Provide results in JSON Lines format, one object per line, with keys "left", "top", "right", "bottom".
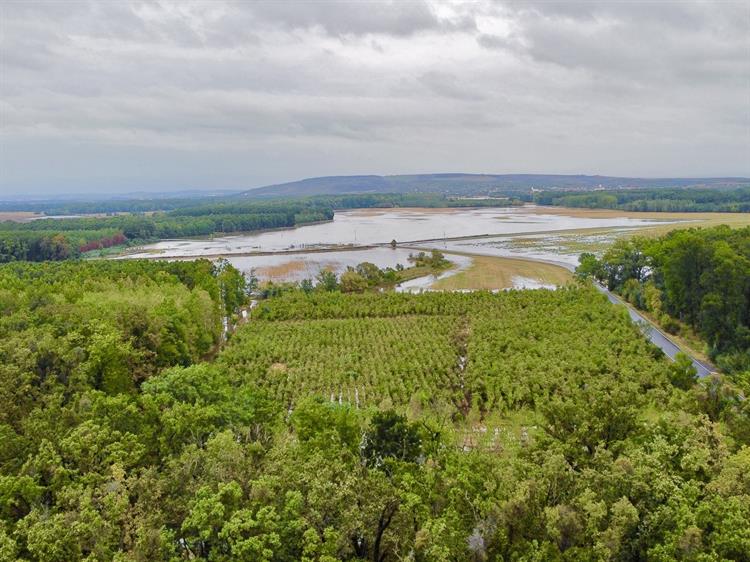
{"left": 1, "top": 1, "right": 749, "bottom": 195}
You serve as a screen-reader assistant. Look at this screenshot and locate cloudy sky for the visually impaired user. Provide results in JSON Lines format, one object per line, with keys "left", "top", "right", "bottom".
{"left": 1, "top": 1, "right": 749, "bottom": 195}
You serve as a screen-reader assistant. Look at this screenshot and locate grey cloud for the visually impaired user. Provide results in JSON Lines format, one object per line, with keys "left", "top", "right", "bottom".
{"left": 418, "top": 71, "right": 486, "bottom": 101}
{"left": 485, "top": 1, "right": 750, "bottom": 86}
{"left": 507, "top": 1, "right": 745, "bottom": 32}
{"left": 239, "top": 1, "right": 476, "bottom": 37}
{"left": 476, "top": 33, "right": 513, "bottom": 51}
{"left": 1, "top": 0, "right": 748, "bottom": 194}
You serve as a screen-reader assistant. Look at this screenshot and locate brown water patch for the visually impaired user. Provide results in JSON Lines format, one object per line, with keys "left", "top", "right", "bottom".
{"left": 255, "top": 259, "right": 345, "bottom": 280}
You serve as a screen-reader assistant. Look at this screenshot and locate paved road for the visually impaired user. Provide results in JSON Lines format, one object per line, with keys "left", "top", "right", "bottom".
{"left": 592, "top": 283, "right": 713, "bottom": 378}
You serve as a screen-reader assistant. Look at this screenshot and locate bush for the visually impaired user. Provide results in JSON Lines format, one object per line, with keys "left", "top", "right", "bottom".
{"left": 660, "top": 314, "right": 681, "bottom": 335}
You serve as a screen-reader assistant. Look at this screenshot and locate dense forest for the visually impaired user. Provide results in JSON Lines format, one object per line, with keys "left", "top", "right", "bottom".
{"left": 1, "top": 259, "right": 748, "bottom": 560}
{"left": 535, "top": 186, "right": 750, "bottom": 212}
{"left": 577, "top": 226, "right": 750, "bottom": 373}
{"left": 185, "top": 194, "right": 520, "bottom": 215}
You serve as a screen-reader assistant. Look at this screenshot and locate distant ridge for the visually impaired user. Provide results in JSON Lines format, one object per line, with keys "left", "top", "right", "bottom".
{"left": 240, "top": 173, "right": 750, "bottom": 198}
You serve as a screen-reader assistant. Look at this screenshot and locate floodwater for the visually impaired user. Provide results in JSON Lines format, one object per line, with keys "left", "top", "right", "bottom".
{"left": 124, "top": 206, "right": 680, "bottom": 260}
{"left": 415, "top": 237, "right": 583, "bottom": 268}
{"left": 412, "top": 226, "right": 654, "bottom": 268}
{"left": 119, "top": 206, "right": 685, "bottom": 284}
{"left": 395, "top": 253, "right": 473, "bottom": 292}
{"left": 229, "top": 247, "right": 422, "bottom": 282}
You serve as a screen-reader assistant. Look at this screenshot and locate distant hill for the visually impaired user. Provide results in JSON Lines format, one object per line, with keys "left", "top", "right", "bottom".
{"left": 239, "top": 173, "right": 750, "bottom": 198}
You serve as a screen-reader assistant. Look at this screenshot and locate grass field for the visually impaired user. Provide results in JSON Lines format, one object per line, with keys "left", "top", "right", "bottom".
{"left": 540, "top": 207, "right": 750, "bottom": 239}
{"left": 432, "top": 254, "right": 572, "bottom": 290}
{"left": 634, "top": 213, "right": 750, "bottom": 235}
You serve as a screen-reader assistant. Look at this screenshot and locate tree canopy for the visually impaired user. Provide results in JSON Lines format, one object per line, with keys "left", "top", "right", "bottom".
{"left": 2, "top": 263, "right": 748, "bottom": 560}
{"left": 576, "top": 226, "right": 750, "bottom": 372}
{"left": 535, "top": 186, "right": 750, "bottom": 212}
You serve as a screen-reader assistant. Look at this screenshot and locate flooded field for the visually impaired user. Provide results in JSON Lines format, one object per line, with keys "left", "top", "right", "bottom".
{"left": 117, "top": 205, "right": 700, "bottom": 286}
{"left": 125, "top": 206, "right": 683, "bottom": 257}
{"left": 119, "top": 206, "right": 708, "bottom": 286}
{"left": 228, "top": 247, "right": 422, "bottom": 282}
{"left": 413, "top": 228, "right": 632, "bottom": 268}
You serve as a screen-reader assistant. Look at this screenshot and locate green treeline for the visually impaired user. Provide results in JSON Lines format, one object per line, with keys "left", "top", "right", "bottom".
{"left": 0, "top": 229, "right": 125, "bottom": 262}
{"left": 577, "top": 226, "right": 750, "bottom": 372}
{"left": 302, "top": 193, "right": 524, "bottom": 209}
{"left": 2, "top": 262, "right": 748, "bottom": 560}
{"left": 0, "top": 206, "right": 332, "bottom": 263}
{"left": 74, "top": 192, "right": 516, "bottom": 219}
{"left": 535, "top": 186, "right": 750, "bottom": 212}
{"left": 0, "top": 192, "right": 522, "bottom": 216}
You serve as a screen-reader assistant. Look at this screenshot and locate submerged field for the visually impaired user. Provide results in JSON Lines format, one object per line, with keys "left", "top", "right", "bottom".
{"left": 120, "top": 206, "right": 750, "bottom": 291}
{"left": 122, "top": 205, "right": 693, "bottom": 259}
{"left": 429, "top": 208, "right": 750, "bottom": 270}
